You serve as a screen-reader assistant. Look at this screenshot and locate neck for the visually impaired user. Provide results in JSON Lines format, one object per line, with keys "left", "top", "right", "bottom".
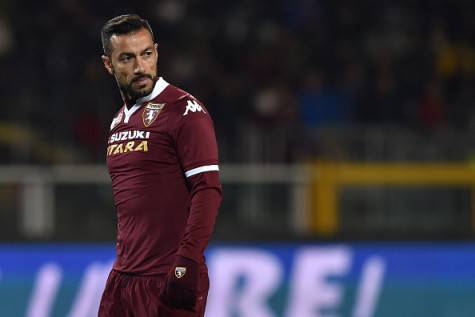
{"left": 119, "top": 77, "right": 159, "bottom": 109}
{"left": 118, "top": 88, "right": 136, "bottom": 109}
{"left": 124, "top": 96, "right": 137, "bottom": 109}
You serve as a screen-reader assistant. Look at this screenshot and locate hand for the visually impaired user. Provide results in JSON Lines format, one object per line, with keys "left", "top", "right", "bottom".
{"left": 161, "top": 256, "right": 199, "bottom": 311}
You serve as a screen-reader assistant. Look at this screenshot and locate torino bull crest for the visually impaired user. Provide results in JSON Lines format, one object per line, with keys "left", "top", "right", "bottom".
{"left": 142, "top": 102, "right": 165, "bottom": 127}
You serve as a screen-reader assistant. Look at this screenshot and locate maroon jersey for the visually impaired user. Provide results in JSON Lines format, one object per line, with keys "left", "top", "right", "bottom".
{"left": 106, "top": 77, "right": 222, "bottom": 274}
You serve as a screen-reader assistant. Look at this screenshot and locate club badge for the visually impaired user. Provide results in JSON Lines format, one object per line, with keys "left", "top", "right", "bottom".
{"left": 110, "top": 111, "right": 123, "bottom": 131}
{"left": 142, "top": 102, "right": 165, "bottom": 127}
{"left": 175, "top": 266, "right": 187, "bottom": 279}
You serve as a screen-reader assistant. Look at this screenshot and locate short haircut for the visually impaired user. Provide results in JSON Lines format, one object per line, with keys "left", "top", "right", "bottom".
{"left": 101, "top": 14, "right": 155, "bottom": 56}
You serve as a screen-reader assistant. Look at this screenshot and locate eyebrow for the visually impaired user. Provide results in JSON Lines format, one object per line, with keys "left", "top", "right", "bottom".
{"left": 141, "top": 46, "right": 154, "bottom": 54}
{"left": 118, "top": 46, "right": 154, "bottom": 57}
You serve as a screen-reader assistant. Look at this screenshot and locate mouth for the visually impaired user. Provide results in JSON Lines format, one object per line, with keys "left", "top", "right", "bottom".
{"left": 132, "top": 76, "right": 151, "bottom": 86}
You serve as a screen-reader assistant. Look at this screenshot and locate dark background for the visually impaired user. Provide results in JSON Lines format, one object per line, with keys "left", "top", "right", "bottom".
{"left": 0, "top": 0, "right": 474, "bottom": 241}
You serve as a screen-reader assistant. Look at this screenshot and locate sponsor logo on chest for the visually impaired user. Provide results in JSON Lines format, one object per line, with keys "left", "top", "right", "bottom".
{"left": 109, "top": 130, "right": 150, "bottom": 144}
{"left": 107, "top": 130, "right": 151, "bottom": 156}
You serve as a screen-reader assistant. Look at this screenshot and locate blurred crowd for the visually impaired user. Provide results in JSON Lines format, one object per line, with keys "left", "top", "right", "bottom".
{"left": 0, "top": 0, "right": 474, "bottom": 164}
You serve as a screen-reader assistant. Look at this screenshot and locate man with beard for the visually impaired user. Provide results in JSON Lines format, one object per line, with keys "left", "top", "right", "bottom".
{"left": 98, "top": 14, "right": 222, "bottom": 317}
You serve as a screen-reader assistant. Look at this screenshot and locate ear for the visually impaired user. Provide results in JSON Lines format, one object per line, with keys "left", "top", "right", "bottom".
{"left": 102, "top": 54, "right": 114, "bottom": 75}
{"left": 154, "top": 43, "right": 159, "bottom": 60}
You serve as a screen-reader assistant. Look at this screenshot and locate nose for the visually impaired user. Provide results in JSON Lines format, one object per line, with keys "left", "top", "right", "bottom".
{"left": 134, "top": 56, "right": 145, "bottom": 74}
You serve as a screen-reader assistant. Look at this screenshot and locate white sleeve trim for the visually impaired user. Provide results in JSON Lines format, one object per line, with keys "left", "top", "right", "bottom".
{"left": 185, "top": 165, "right": 219, "bottom": 177}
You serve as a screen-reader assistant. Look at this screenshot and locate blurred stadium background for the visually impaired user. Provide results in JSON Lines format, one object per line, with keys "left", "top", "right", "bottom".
{"left": 1, "top": 0, "right": 475, "bottom": 316}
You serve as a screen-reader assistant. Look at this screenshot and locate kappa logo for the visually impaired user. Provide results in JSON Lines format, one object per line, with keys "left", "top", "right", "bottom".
{"left": 175, "top": 266, "right": 187, "bottom": 279}
{"left": 142, "top": 102, "right": 165, "bottom": 127}
{"left": 183, "top": 100, "right": 206, "bottom": 116}
{"left": 110, "top": 111, "right": 123, "bottom": 131}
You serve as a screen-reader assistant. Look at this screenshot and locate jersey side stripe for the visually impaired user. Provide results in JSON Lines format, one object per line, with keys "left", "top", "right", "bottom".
{"left": 185, "top": 165, "right": 219, "bottom": 177}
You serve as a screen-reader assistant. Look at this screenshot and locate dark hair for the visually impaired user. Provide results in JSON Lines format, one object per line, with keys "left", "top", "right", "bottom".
{"left": 101, "top": 14, "right": 155, "bottom": 56}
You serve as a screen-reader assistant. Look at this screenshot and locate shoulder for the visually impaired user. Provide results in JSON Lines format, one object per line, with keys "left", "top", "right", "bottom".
{"left": 162, "top": 85, "right": 210, "bottom": 121}
{"left": 109, "top": 105, "right": 125, "bottom": 131}
{"left": 158, "top": 84, "right": 189, "bottom": 104}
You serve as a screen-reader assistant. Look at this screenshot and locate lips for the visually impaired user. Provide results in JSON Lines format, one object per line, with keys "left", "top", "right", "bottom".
{"left": 132, "top": 76, "right": 151, "bottom": 85}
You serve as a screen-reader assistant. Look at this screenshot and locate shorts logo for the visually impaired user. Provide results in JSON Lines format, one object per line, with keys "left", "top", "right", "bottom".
{"left": 142, "top": 102, "right": 165, "bottom": 127}
{"left": 175, "top": 266, "right": 187, "bottom": 279}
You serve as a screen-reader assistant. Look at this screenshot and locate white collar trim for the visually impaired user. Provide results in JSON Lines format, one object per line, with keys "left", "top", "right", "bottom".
{"left": 123, "top": 77, "right": 169, "bottom": 123}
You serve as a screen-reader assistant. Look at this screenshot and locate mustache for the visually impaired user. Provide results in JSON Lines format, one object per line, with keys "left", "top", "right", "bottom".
{"left": 131, "top": 74, "right": 153, "bottom": 83}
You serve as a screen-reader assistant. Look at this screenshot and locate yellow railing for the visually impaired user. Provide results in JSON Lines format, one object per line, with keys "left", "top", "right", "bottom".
{"left": 311, "top": 162, "right": 475, "bottom": 236}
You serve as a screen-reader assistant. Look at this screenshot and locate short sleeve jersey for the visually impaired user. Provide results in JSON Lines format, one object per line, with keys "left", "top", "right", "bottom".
{"left": 106, "top": 77, "right": 220, "bottom": 274}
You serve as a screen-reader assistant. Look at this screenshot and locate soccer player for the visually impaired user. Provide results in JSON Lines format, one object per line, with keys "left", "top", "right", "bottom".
{"left": 98, "top": 14, "right": 222, "bottom": 316}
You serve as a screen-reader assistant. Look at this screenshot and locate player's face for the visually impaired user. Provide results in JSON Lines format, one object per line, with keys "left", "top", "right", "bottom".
{"left": 102, "top": 28, "right": 158, "bottom": 102}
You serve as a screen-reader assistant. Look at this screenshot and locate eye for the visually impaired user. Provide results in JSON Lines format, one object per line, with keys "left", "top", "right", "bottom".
{"left": 144, "top": 51, "right": 153, "bottom": 57}
{"left": 119, "top": 55, "right": 132, "bottom": 62}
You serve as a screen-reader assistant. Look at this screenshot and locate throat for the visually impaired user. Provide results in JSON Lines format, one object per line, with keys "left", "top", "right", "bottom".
{"left": 118, "top": 86, "right": 138, "bottom": 110}
{"left": 124, "top": 99, "right": 137, "bottom": 110}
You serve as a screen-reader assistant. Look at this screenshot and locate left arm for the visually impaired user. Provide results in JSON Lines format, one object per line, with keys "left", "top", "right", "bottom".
{"left": 161, "top": 100, "right": 222, "bottom": 310}
{"left": 177, "top": 170, "right": 222, "bottom": 262}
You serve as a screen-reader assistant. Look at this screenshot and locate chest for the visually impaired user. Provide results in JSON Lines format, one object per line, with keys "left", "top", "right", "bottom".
{"left": 106, "top": 108, "right": 176, "bottom": 172}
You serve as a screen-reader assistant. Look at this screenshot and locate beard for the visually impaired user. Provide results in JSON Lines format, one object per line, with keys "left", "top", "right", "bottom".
{"left": 117, "top": 73, "right": 158, "bottom": 103}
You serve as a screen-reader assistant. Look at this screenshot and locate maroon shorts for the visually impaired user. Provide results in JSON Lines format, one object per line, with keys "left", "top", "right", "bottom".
{"left": 98, "top": 269, "right": 209, "bottom": 317}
